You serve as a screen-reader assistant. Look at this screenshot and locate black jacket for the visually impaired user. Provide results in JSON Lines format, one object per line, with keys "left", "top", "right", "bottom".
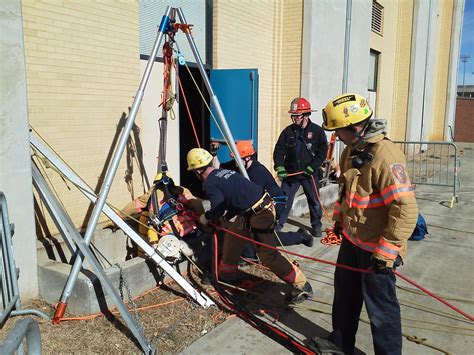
{"left": 273, "top": 120, "right": 328, "bottom": 181}
{"left": 204, "top": 169, "right": 263, "bottom": 220}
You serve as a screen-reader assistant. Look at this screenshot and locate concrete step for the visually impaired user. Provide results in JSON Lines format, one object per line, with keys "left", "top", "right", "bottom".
{"left": 289, "top": 183, "right": 339, "bottom": 218}
{"left": 38, "top": 256, "right": 164, "bottom": 315}
{"left": 36, "top": 227, "right": 129, "bottom": 268}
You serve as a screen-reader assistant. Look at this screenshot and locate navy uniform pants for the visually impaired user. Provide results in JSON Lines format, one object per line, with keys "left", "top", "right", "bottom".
{"left": 241, "top": 230, "right": 307, "bottom": 259}
{"left": 330, "top": 238, "right": 402, "bottom": 355}
{"left": 278, "top": 173, "right": 322, "bottom": 231}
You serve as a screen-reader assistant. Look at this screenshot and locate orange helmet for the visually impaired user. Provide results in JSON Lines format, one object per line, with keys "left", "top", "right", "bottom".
{"left": 234, "top": 140, "right": 256, "bottom": 158}
{"left": 288, "top": 97, "right": 314, "bottom": 114}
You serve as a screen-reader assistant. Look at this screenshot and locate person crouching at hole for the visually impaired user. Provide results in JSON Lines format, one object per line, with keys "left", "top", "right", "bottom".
{"left": 186, "top": 147, "right": 313, "bottom": 304}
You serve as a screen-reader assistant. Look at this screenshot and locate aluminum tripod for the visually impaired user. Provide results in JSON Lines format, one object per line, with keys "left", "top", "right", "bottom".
{"left": 43, "top": 6, "right": 212, "bottom": 324}
{"left": 32, "top": 5, "right": 248, "bottom": 348}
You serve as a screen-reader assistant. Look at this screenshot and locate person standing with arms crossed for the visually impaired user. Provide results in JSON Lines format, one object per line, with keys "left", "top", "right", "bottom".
{"left": 273, "top": 97, "right": 328, "bottom": 237}
{"left": 322, "top": 93, "right": 418, "bottom": 354}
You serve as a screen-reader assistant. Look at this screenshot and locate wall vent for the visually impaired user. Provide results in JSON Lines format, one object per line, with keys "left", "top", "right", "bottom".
{"left": 372, "top": 1, "right": 384, "bottom": 35}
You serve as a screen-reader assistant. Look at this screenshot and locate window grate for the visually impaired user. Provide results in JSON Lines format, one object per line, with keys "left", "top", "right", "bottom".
{"left": 372, "top": 1, "right": 384, "bottom": 35}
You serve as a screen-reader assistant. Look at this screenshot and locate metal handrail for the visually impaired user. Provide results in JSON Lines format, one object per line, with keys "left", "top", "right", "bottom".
{"left": 1, "top": 192, "right": 50, "bottom": 327}
{"left": 1, "top": 192, "right": 20, "bottom": 326}
{"left": 0, "top": 318, "right": 42, "bottom": 354}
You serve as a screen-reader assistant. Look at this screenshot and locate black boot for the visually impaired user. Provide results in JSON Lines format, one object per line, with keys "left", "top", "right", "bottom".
{"left": 285, "top": 281, "right": 313, "bottom": 304}
{"left": 312, "top": 226, "right": 322, "bottom": 238}
{"left": 297, "top": 227, "right": 314, "bottom": 247}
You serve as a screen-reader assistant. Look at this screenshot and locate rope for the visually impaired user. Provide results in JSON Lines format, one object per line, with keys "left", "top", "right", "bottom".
{"left": 210, "top": 232, "right": 316, "bottom": 354}
{"left": 175, "top": 65, "right": 200, "bottom": 148}
{"left": 207, "top": 221, "right": 474, "bottom": 322}
{"left": 278, "top": 170, "right": 340, "bottom": 245}
{"left": 321, "top": 226, "right": 342, "bottom": 246}
{"left": 179, "top": 57, "right": 230, "bottom": 149}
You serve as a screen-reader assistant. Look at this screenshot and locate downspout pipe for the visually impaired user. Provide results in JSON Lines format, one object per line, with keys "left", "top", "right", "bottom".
{"left": 342, "top": 0, "right": 353, "bottom": 93}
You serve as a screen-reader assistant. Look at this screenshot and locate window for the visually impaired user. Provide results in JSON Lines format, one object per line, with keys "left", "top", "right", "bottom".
{"left": 368, "top": 50, "right": 379, "bottom": 92}
{"left": 139, "top": 0, "right": 210, "bottom": 65}
{"left": 371, "top": 1, "right": 384, "bottom": 35}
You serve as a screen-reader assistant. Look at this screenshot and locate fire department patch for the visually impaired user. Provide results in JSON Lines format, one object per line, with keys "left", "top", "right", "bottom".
{"left": 307, "top": 132, "right": 313, "bottom": 139}
{"left": 391, "top": 163, "right": 409, "bottom": 184}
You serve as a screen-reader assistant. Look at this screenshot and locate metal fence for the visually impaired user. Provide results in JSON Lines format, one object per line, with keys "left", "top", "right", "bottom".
{"left": 393, "top": 141, "right": 459, "bottom": 207}
{"left": 1, "top": 192, "right": 20, "bottom": 326}
{"left": 330, "top": 140, "right": 460, "bottom": 207}
{"left": 1, "top": 192, "right": 47, "bottom": 354}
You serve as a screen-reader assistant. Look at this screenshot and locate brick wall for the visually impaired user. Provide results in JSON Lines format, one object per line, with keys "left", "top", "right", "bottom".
{"left": 454, "top": 98, "right": 474, "bottom": 142}
{"left": 22, "top": 1, "right": 143, "bottom": 232}
{"left": 212, "top": 0, "right": 302, "bottom": 168}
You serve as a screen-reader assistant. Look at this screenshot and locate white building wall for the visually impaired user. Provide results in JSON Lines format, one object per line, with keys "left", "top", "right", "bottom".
{"left": 301, "top": 0, "right": 372, "bottom": 126}
{"left": 0, "top": 0, "right": 38, "bottom": 299}
{"left": 407, "top": 0, "right": 440, "bottom": 142}
{"left": 139, "top": 61, "right": 181, "bottom": 185}
{"left": 445, "top": 0, "right": 464, "bottom": 140}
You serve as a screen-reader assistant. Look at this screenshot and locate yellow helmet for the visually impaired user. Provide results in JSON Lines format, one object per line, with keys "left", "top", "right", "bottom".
{"left": 153, "top": 172, "right": 173, "bottom": 187}
{"left": 322, "top": 93, "right": 373, "bottom": 131}
{"left": 186, "top": 148, "right": 213, "bottom": 171}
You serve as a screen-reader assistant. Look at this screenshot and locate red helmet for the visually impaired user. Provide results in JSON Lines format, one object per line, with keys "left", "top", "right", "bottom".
{"left": 234, "top": 140, "right": 256, "bottom": 158}
{"left": 288, "top": 97, "right": 314, "bottom": 114}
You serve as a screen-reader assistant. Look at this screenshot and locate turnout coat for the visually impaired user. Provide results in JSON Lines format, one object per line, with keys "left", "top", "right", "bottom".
{"left": 333, "top": 133, "right": 418, "bottom": 266}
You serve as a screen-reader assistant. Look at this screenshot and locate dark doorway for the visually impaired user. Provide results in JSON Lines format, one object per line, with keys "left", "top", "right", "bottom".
{"left": 178, "top": 64, "right": 210, "bottom": 198}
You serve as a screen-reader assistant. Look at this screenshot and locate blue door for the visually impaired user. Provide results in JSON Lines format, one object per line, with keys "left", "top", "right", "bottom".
{"left": 209, "top": 69, "right": 258, "bottom": 163}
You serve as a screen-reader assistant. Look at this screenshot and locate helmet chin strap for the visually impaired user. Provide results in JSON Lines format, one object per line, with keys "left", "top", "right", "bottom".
{"left": 242, "top": 156, "right": 252, "bottom": 169}
{"left": 349, "top": 118, "right": 371, "bottom": 144}
{"left": 292, "top": 115, "right": 309, "bottom": 128}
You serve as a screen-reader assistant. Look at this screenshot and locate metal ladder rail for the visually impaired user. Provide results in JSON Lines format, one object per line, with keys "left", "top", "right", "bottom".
{"left": 30, "top": 132, "right": 214, "bottom": 309}
{"left": 32, "top": 164, "right": 154, "bottom": 354}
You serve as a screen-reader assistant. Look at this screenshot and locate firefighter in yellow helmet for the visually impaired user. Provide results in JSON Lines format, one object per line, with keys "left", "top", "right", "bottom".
{"left": 187, "top": 147, "right": 312, "bottom": 304}
{"left": 322, "top": 93, "right": 418, "bottom": 354}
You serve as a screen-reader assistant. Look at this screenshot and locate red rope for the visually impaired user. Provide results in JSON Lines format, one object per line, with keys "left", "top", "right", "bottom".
{"left": 209, "top": 222, "right": 474, "bottom": 322}
{"left": 211, "top": 222, "right": 370, "bottom": 274}
{"left": 177, "top": 73, "right": 200, "bottom": 148}
{"left": 211, "top": 231, "right": 315, "bottom": 354}
{"left": 394, "top": 271, "right": 474, "bottom": 322}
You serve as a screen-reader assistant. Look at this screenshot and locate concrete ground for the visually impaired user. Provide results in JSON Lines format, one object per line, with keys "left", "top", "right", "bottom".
{"left": 182, "top": 144, "right": 474, "bottom": 355}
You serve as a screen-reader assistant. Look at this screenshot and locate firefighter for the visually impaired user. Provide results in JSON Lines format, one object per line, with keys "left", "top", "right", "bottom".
{"left": 273, "top": 97, "right": 328, "bottom": 237}
{"left": 223, "top": 140, "right": 314, "bottom": 256}
{"left": 322, "top": 93, "right": 418, "bottom": 354}
{"left": 119, "top": 172, "right": 212, "bottom": 271}
{"left": 187, "top": 147, "right": 313, "bottom": 304}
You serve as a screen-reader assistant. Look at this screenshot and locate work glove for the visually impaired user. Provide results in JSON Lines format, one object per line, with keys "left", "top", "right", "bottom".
{"left": 198, "top": 214, "right": 209, "bottom": 226}
{"left": 303, "top": 165, "right": 315, "bottom": 176}
{"left": 370, "top": 255, "right": 402, "bottom": 274}
{"left": 333, "top": 222, "right": 341, "bottom": 236}
{"left": 275, "top": 166, "right": 288, "bottom": 180}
